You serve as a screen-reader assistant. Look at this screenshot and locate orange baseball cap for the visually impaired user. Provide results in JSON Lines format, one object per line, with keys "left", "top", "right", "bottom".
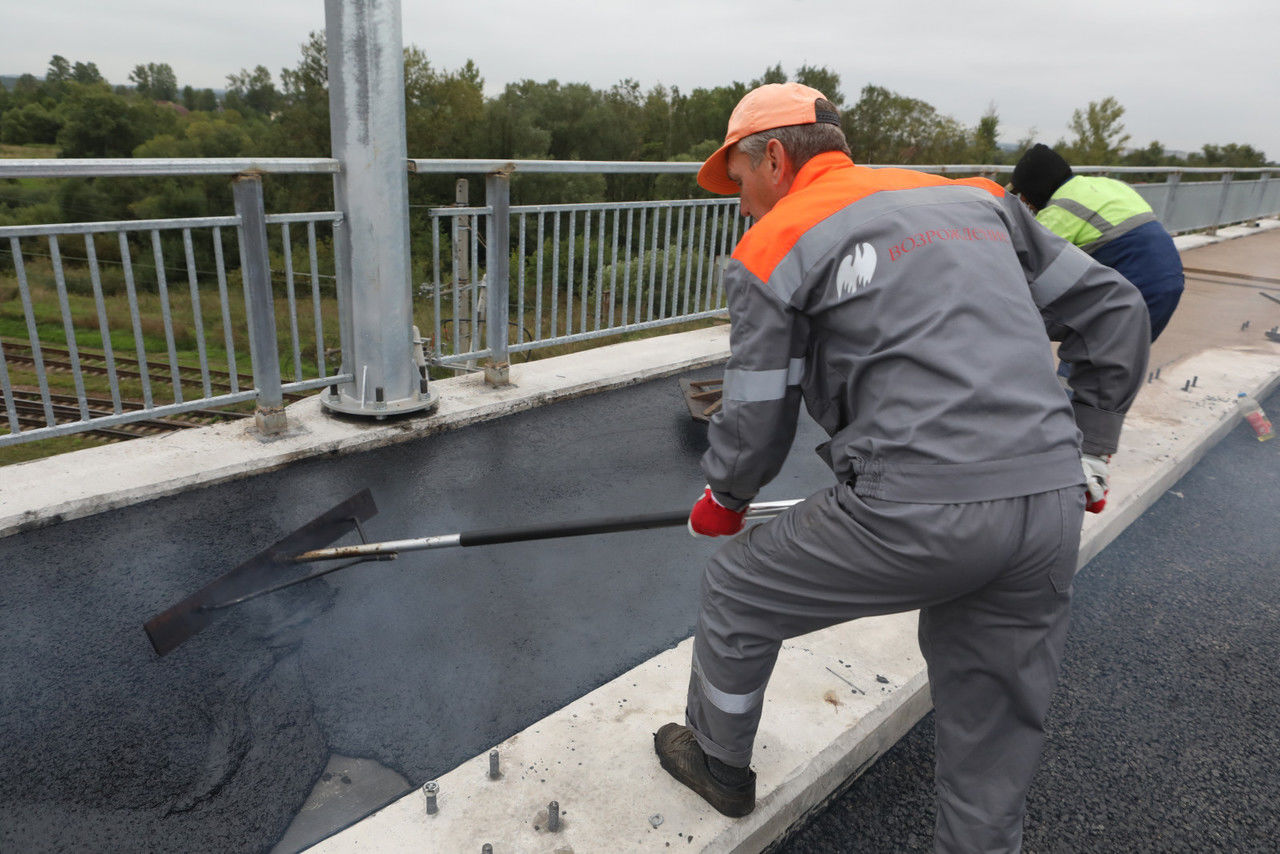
{"left": 697, "top": 82, "right": 839, "bottom": 195}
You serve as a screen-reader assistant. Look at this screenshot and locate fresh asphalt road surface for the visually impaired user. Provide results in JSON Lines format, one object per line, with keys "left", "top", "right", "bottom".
{"left": 777, "top": 388, "right": 1280, "bottom": 853}
{"left": 0, "top": 367, "right": 836, "bottom": 852}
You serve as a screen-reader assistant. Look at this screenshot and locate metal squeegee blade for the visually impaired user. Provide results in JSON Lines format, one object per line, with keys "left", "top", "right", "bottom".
{"left": 142, "top": 488, "right": 378, "bottom": 657}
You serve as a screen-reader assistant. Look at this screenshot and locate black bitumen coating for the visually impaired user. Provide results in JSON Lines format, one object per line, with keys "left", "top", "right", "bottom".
{"left": 0, "top": 366, "right": 836, "bottom": 852}
{"left": 776, "top": 388, "right": 1280, "bottom": 854}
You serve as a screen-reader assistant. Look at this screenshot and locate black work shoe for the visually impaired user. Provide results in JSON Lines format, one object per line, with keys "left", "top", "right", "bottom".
{"left": 653, "top": 723, "right": 756, "bottom": 817}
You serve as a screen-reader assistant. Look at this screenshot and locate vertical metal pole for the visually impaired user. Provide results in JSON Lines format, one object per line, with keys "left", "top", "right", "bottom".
{"left": 1249, "top": 172, "right": 1270, "bottom": 226}
{"left": 323, "top": 0, "right": 436, "bottom": 418}
{"left": 233, "top": 173, "right": 286, "bottom": 435}
{"left": 484, "top": 171, "right": 511, "bottom": 383}
{"left": 1209, "top": 171, "right": 1233, "bottom": 235}
{"left": 455, "top": 179, "right": 473, "bottom": 368}
{"left": 1161, "top": 172, "right": 1181, "bottom": 231}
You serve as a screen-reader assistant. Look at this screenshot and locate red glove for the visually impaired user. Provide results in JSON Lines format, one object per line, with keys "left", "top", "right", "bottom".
{"left": 1082, "top": 453, "right": 1110, "bottom": 514}
{"left": 688, "top": 487, "right": 747, "bottom": 537}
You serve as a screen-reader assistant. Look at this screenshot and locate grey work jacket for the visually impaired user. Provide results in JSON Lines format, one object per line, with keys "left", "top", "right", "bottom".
{"left": 703, "top": 153, "right": 1150, "bottom": 509}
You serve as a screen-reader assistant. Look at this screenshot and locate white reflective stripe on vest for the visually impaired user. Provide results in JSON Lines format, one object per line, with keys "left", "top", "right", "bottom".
{"left": 1045, "top": 197, "right": 1115, "bottom": 232}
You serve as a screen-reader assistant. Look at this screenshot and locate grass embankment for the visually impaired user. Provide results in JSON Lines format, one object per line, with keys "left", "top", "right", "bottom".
{"left": 0, "top": 143, "right": 59, "bottom": 159}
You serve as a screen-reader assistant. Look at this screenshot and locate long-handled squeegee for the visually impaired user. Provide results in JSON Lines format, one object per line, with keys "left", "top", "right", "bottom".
{"left": 143, "top": 488, "right": 801, "bottom": 657}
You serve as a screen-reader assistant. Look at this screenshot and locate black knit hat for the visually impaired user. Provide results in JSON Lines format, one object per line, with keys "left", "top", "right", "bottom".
{"left": 1010, "top": 144, "right": 1073, "bottom": 209}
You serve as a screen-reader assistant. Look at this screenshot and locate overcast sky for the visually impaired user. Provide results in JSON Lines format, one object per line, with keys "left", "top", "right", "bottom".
{"left": 4, "top": 0, "right": 1278, "bottom": 160}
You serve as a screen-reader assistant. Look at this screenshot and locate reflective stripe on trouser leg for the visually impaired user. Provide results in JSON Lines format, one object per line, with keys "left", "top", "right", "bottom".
{"left": 921, "top": 487, "right": 1083, "bottom": 854}
{"left": 684, "top": 531, "right": 789, "bottom": 767}
{"left": 685, "top": 636, "right": 776, "bottom": 767}
{"left": 683, "top": 484, "right": 1076, "bottom": 770}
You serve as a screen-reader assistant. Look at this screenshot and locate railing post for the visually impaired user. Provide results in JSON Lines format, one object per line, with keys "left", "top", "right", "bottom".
{"left": 232, "top": 173, "right": 286, "bottom": 435}
{"left": 1160, "top": 171, "right": 1182, "bottom": 230}
{"left": 454, "top": 180, "right": 476, "bottom": 370}
{"left": 322, "top": 0, "right": 437, "bottom": 419}
{"left": 1249, "top": 172, "right": 1271, "bottom": 226}
{"left": 484, "top": 171, "right": 511, "bottom": 384}
{"left": 1209, "top": 171, "right": 1234, "bottom": 235}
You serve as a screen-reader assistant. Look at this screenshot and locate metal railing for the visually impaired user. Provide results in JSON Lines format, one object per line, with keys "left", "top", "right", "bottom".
{"left": 0, "top": 158, "right": 348, "bottom": 448}
{"left": 0, "top": 157, "right": 1276, "bottom": 448}
{"left": 1061, "top": 165, "right": 1278, "bottom": 234}
{"left": 410, "top": 159, "right": 725, "bottom": 371}
{"left": 408, "top": 160, "right": 1278, "bottom": 370}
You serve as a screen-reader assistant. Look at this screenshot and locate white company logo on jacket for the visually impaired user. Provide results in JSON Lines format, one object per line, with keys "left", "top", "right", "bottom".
{"left": 837, "top": 243, "right": 877, "bottom": 296}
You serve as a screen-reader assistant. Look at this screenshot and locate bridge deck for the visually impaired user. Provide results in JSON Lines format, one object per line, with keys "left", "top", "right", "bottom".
{"left": 0, "top": 222, "right": 1277, "bottom": 853}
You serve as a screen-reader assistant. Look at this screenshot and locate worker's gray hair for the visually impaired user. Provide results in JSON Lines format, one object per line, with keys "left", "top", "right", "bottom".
{"left": 735, "top": 98, "right": 851, "bottom": 170}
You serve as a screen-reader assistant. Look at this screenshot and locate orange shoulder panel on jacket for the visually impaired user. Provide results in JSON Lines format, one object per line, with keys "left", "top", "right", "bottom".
{"left": 954, "top": 175, "right": 1006, "bottom": 197}
{"left": 733, "top": 156, "right": 1004, "bottom": 283}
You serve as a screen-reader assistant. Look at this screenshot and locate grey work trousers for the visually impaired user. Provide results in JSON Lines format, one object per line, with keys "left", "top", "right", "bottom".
{"left": 684, "top": 483, "right": 1083, "bottom": 854}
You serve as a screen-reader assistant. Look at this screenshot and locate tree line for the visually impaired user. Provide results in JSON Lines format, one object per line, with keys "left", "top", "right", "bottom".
{"left": 0, "top": 37, "right": 1273, "bottom": 228}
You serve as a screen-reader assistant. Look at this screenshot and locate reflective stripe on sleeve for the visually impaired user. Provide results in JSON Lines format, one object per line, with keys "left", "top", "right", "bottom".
{"left": 1030, "top": 244, "right": 1093, "bottom": 306}
{"left": 692, "top": 647, "right": 767, "bottom": 716}
{"left": 723, "top": 360, "right": 804, "bottom": 402}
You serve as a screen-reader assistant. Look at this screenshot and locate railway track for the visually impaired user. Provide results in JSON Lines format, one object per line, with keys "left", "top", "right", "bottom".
{"left": 6, "top": 389, "right": 249, "bottom": 442}
{"left": 2, "top": 337, "right": 303, "bottom": 443}
{"left": 2, "top": 339, "right": 262, "bottom": 396}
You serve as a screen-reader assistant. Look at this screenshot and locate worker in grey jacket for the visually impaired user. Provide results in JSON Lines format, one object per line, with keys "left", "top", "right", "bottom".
{"left": 654, "top": 83, "right": 1150, "bottom": 853}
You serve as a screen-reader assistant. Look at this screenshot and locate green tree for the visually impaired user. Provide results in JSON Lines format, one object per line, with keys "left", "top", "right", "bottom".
{"left": 280, "top": 31, "right": 328, "bottom": 102}
{"left": 638, "top": 85, "right": 675, "bottom": 160}
{"left": 54, "top": 177, "right": 122, "bottom": 224}
{"left": 668, "top": 82, "right": 747, "bottom": 156}
{"left": 480, "top": 80, "right": 554, "bottom": 159}
{"left": 1189, "top": 142, "right": 1269, "bottom": 168}
{"left": 794, "top": 64, "right": 844, "bottom": 107}
{"left": 181, "top": 85, "right": 218, "bottom": 113}
{"left": 56, "top": 84, "right": 178, "bottom": 157}
{"left": 530, "top": 81, "right": 605, "bottom": 160}
{"left": 652, "top": 139, "right": 719, "bottom": 199}
{"left": 1, "top": 102, "right": 62, "bottom": 144}
{"left": 71, "top": 61, "right": 103, "bottom": 85}
{"left": 967, "top": 103, "right": 1002, "bottom": 164}
{"left": 845, "top": 85, "right": 966, "bottom": 164}
{"left": 1061, "top": 96, "right": 1129, "bottom": 164}
{"left": 1118, "top": 140, "right": 1179, "bottom": 183}
{"left": 130, "top": 62, "right": 179, "bottom": 102}
{"left": 404, "top": 48, "right": 485, "bottom": 158}
{"left": 225, "top": 65, "right": 281, "bottom": 116}
{"left": 136, "top": 114, "right": 254, "bottom": 159}
{"left": 14, "top": 74, "right": 40, "bottom": 97}
{"left": 1122, "top": 140, "right": 1174, "bottom": 167}
{"left": 47, "top": 55, "right": 73, "bottom": 86}
{"left": 752, "top": 63, "right": 787, "bottom": 87}
{"left": 255, "top": 33, "right": 332, "bottom": 164}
